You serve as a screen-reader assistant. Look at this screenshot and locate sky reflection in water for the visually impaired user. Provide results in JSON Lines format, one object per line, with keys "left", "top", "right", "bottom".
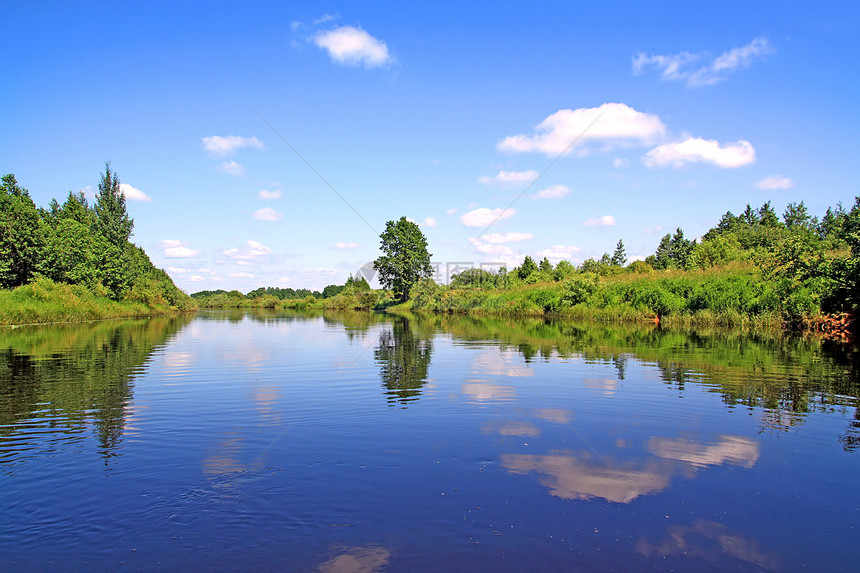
{"left": 0, "top": 309, "right": 857, "bottom": 571}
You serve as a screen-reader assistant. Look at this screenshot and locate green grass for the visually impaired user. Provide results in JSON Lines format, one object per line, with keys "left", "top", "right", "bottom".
{"left": 0, "top": 277, "right": 183, "bottom": 326}
{"left": 403, "top": 264, "right": 796, "bottom": 329}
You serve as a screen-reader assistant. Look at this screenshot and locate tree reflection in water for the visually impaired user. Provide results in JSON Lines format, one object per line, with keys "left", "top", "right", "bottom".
{"left": 374, "top": 316, "right": 432, "bottom": 406}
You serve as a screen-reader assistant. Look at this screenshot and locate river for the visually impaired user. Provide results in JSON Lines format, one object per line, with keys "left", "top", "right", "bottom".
{"left": 1, "top": 310, "right": 858, "bottom": 571}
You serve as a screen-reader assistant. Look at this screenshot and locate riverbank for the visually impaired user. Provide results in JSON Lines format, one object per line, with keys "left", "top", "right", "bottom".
{"left": 0, "top": 277, "right": 196, "bottom": 326}
{"left": 185, "top": 263, "right": 856, "bottom": 335}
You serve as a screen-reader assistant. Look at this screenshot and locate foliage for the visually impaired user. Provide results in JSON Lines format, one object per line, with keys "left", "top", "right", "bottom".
{"left": 0, "top": 276, "right": 155, "bottom": 325}
{"left": 373, "top": 216, "right": 433, "bottom": 301}
{"left": 450, "top": 267, "right": 502, "bottom": 289}
{"left": 94, "top": 162, "right": 134, "bottom": 248}
{"left": 517, "top": 256, "right": 538, "bottom": 280}
{"left": 0, "top": 169, "right": 194, "bottom": 321}
{"left": 0, "top": 174, "right": 44, "bottom": 288}
{"left": 611, "top": 239, "right": 627, "bottom": 267}
{"left": 653, "top": 228, "right": 694, "bottom": 270}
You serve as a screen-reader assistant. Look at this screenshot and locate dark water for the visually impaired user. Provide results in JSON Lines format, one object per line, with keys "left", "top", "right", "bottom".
{"left": 1, "top": 310, "right": 858, "bottom": 572}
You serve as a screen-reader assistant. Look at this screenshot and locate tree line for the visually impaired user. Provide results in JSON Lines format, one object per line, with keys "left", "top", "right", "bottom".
{"left": 376, "top": 197, "right": 858, "bottom": 328}
{"left": 0, "top": 166, "right": 192, "bottom": 308}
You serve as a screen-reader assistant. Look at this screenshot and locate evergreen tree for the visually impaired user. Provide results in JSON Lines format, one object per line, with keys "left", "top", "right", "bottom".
{"left": 611, "top": 239, "right": 627, "bottom": 266}
{"left": 757, "top": 201, "right": 781, "bottom": 227}
{"left": 95, "top": 162, "right": 134, "bottom": 248}
{"left": 517, "top": 256, "right": 538, "bottom": 279}
{"left": 539, "top": 257, "right": 553, "bottom": 273}
{"left": 654, "top": 233, "right": 673, "bottom": 270}
{"left": 783, "top": 201, "right": 811, "bottom": 230}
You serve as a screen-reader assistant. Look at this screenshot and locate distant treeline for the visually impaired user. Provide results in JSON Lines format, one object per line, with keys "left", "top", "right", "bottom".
{"left": 191, "top": 275, "right": 371, "bottom": 308}
{"left": 0, "top": 166, "right": 194, "bottom": 320}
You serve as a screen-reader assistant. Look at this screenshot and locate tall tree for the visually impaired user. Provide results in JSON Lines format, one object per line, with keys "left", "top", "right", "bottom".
{"left": 611, "top": 239, "right": 627, "bottom": 266}
{"left": 539, "top": 256, "right": 553, "bottom": 273}
{"left": 94, "top": 162, "right": 133, "bottom": 248}
{"left": 517, "top": 256, "right": 538, "bottom": 279}
{"left": 0, "top": 174, "right": 44, "bottom": 288}
{"left": 373, "top": 216, "right": 433, "bottom": 302}
{"left": 783, "top": 201, "right": 811, "bottom": 230}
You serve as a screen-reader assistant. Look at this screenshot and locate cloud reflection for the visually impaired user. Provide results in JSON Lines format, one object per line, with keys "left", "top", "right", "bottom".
{"left": 501, "top": 452, "right": 671, "bottom": 503}
{"left": 461, "top": 381, "right": 516, "bottom": 403}
{"left": 583, "top": 378, "right": 619, "bottom": 396}
{"left": 484, "top": 421, "right": 541, "bottom": 436}
{"left": 648, "top": 435, "right": 760, "bottom": 468}
{"left": 318, "top": 545, "right": 391, "bottom": 573}
{"left": 636, "top": 520, "right": 779, "bottom": 571}
{"left": 472, "top": 350, "right": 534, "bottom": 377}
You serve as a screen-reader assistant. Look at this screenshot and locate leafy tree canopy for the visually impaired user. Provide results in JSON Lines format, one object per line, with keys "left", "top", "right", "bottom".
{"left": 373, "top": 217, "right": 433, "bottom": 301}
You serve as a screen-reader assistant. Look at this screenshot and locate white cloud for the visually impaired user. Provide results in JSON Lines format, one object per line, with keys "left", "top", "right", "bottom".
{"left": 278, "top": 277, "right": 291, "bottom": 284}
{"left": 229, "top": 272, "right": 254, "bottom": 278}
{"left": 757, "top": 175, "right": 794, "bottom": 190}
{"left": 313, "top": 25, "right": 394, "bottom": 68}
{"left": 168, "top": 267, "right": 189, "bottom": 274}
{"left": 223, "top": 240, "right": 272, "bottom": 260}
{"left": 481, "top": 232, "right": 533, "bottom": 243}
{"left": 644, "top": 138, "right": 755, "bottom": 169}
{"left": 332, "top": 242, "right": 362, "bottom": 249}
{"left": 159, "top": 239, "right": 200, "bottom": 258}
{"left": 531, "top": 184, "right": 571, "bottom": 200}
{"left": 583, "top": 215, "right": 617, "bottom": 227}
{"left": 461, "top": 207, "right": 516, "bottom": 228}
{"left": 258, "top": 189, "right": 282, "bottom": 200}
{"left": 253, "top": 207, "right": 283, "bottom": 221}
{"left": 633, "top": 37, "right": 774, "bottom": 88}
{"left": 537, "top": 245, "right": 581, "bottom": 261}
{"left": 217, "top": 160, "right": 245, "bottom": 176}
{"left": 476, "top": 243, "right": 517, "bottom": 257}
{"left": 497, "top": 103, "right": 665, "bottom": 156}
{"left": 424, "top": 217, "right": 438, "bottom": 227}
{"left": 201, "top": 135, "right": 265, "bottom": 157}
{"left": 613, "top": 158, "right": 629, "bottom": 168}
{"left": 314, "top": 13, "right": 338, "bottom": 25}
{"left": 478, "top": 169, "right": 540, "bottom": 188}
{"left": 446, "top": 208, "right": 457, "bottom": 215}
{"left": 119, "top": 183, "right": 152, "bottom": 202}
{"left": 189, "top": 275, "right": 205, "bottom": 282}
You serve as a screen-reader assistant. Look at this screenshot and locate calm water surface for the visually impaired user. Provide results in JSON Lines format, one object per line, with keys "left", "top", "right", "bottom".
{"left": 1, "top": 310, "right": 858, "bottom": 571}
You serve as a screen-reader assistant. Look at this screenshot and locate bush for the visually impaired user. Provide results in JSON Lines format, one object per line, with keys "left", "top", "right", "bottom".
{"left": 560, "top": 274, "right": 599, "bottom": 307}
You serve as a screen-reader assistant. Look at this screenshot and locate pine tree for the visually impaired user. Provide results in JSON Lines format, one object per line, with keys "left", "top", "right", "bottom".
{"left": 94, "top": 162, "right": 134, "bottom": 248}
{"left": 611, "top": 240, "right": 627, "bottom": 266}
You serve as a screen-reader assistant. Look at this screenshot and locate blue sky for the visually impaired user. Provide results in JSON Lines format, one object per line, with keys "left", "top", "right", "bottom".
{"left": 3, "top": 1, "right": 858, "bottom": 292}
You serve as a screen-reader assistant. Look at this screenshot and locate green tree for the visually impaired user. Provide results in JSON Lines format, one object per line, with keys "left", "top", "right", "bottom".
{"left": 374, "top": 316, "right": 433, "bottom": 406}
{"left": 0, "top": 174, "right": 44, "bottom": 288}
{"left": 611, "top": 240, "right": 627, "bottom": 266}
{"left": 653, "top": 229, "right": 694, "bottom": 270}
{"left": 757, "top": 201, "right": 781, "bottom": 228}
{"left": 553, "top": 259, "right": 575, "bottom": 281}
{"left": 539, "top": 257, "right": 553, "bottom": 273}
{"left": 41, "top": 218, "right": 109, "bottom": 288}
{"left": 373, "top": 216, "right": 433, "bottom": 301}
{"left": 783, "top": 201, "right": 811, "bottom": 230}
{"left": 94, "top": 162, "right": 134, "bottom": 248}
{"left": 517, "top": 256, "right": 538, "bottom": 280}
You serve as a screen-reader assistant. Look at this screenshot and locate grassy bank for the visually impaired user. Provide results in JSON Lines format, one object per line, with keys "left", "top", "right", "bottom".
{"left": 0, "top": 277, "right": 193, "bottom": 326}
{"left": 390, "top": 263, "right": 836, "bottom": 331}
